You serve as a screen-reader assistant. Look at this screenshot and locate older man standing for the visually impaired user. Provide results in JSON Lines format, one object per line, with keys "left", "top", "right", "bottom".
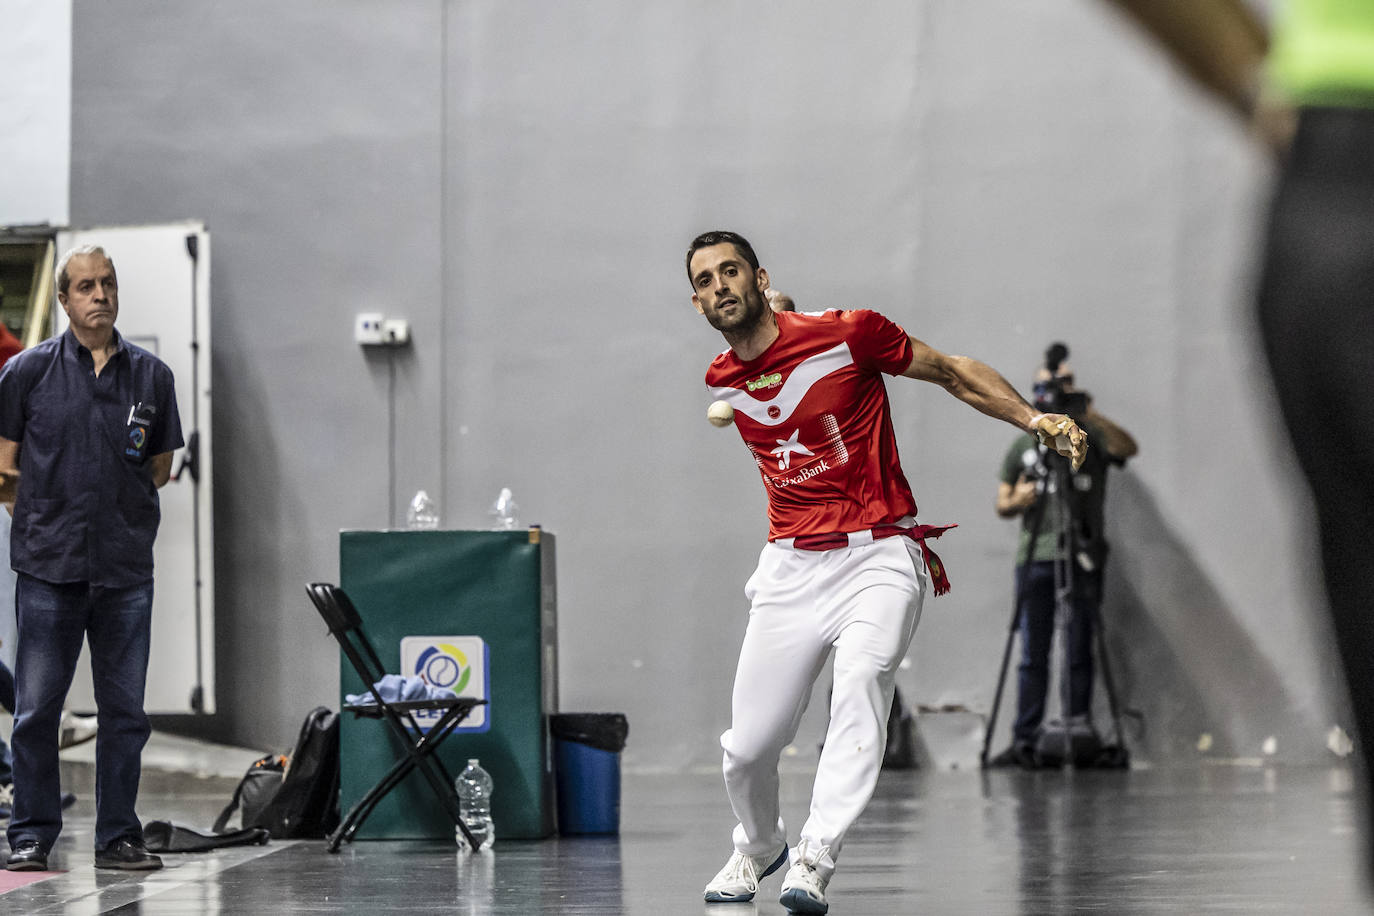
{"left": 0, "top": 245, "right": 182, "bottom": 872}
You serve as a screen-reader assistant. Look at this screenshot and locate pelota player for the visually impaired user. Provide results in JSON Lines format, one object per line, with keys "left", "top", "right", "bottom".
{"left": 688, "top": 230, "right": 1085, "bottom": 914}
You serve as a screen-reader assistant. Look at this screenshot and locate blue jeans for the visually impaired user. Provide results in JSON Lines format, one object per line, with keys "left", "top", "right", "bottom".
{"left": 1012, "top": 561, "right": 1097, "bottom": 747}
{"left": 7, "top": 574, "right": 154, "bottom": 852}
{"left": 0, "top": 660, "right": 13, "bottom": 785}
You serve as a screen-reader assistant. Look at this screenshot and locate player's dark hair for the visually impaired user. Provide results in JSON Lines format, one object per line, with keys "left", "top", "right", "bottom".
{"left": 686, "top": 230, "right": 759, "bottom": 283}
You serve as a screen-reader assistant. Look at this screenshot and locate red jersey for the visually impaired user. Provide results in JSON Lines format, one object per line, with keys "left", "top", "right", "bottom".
{"left": 705, "top": 309, "right": 918, "bottom": 540}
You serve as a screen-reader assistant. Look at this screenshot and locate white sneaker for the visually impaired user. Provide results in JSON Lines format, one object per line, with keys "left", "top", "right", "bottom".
{"left": 59, "top": 711, "right": 98, "bottom": 750}
{"left": 703, "top": 844, "right": 788, "bottom": 903}
{"left": 779, "top": 859, "right": 829, "bottom": 914}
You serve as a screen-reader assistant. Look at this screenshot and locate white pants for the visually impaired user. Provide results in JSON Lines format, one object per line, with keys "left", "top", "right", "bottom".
{"left": 720, "top": 535, "right": 928, "bottom": 881}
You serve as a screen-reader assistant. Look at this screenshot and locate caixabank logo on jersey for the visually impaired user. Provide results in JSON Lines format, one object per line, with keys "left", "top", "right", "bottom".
{"left": 399, "top": 636, "right": 490, "bottom": 733}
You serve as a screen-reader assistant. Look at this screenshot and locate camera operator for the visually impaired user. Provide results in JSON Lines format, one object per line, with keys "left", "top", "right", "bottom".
{"left": 988, "top": 342, "right": 1137, "bottom": 768}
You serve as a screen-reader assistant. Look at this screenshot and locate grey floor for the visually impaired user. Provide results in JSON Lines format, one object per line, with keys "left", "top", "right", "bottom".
{"left": 3, "top": 736, "right": 1372, "bottom": 914}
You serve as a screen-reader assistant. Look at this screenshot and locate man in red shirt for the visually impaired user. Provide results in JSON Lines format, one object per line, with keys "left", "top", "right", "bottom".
{"left": 689, "top": 230, "right": 1085, "bottom": 914}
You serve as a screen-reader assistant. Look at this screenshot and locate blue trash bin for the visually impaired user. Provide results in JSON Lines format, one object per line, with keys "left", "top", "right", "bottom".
{"left": 550, "top": 713, "right": 629, "bottom": 835}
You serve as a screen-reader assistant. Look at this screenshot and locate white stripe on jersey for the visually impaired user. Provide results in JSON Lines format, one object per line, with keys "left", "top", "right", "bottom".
{"left": 708, "top": 341, "right": 854, "bottom": 427}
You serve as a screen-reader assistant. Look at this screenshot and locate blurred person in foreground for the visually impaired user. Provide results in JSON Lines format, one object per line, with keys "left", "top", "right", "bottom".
{"left": 1108, "top": 0, "right": 1374, "bottom": 872}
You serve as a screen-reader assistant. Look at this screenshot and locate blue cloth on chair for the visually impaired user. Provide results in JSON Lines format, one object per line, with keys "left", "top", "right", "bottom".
{"left": 345, "top": 674, "right": 454, "bottom": 706}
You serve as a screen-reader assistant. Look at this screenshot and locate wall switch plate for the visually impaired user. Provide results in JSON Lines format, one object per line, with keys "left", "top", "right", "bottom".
{"left": 355, "top": 312, "right": 385, "bottom": 346}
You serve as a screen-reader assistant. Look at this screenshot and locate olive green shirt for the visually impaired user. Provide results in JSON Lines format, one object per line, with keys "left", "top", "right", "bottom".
{"left": 1000, "top": 421, "right": 1112, "bottom": 567}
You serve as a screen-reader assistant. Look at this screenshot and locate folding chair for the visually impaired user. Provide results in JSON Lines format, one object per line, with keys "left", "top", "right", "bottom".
{"left": 306, "top": 582, "right": 487, "bottom": 852}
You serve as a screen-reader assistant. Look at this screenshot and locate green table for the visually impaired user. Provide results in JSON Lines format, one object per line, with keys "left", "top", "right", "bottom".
{"left": 338, "top": 528, "right": 557, "bottom": 839}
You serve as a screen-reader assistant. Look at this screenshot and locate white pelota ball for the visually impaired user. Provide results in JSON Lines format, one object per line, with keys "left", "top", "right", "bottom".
{"left": 707, "top": 400, "right": 735, "bottom": 428}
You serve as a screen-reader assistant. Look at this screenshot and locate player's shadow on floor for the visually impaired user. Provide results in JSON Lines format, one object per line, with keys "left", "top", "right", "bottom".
{"left": 1099, "top": 475, "right": 1317, "bottom": 763}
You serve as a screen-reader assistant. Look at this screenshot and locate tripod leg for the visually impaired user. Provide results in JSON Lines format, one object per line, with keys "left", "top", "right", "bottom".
{"left": 985, "top": 469, "right": 1053, "bottom": 768}
{"left": 1091, "top": 603, "right": 1130, "bottom": 765}
{"left": 1050, "top": 460, "right": 1078, "bottom": 768}
{"left": 981, "top": 599, "right": 1023, "bottom": 767}
{"left": 1052, "top": 555, "right": 1074, "bottom": 766}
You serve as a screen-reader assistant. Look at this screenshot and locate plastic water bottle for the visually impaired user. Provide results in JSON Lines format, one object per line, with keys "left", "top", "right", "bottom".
{"left": 455, "top": 758, "right": 495, "bottom": 850}
{"left": 489, "top": 487, "right": 519, "bottom": 530}
{"left": 407, "top": 490, "right": 439, "bottom": 530}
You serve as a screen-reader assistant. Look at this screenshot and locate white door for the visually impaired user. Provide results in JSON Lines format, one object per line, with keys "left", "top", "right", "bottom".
{"left": 56, "top": 223, "right": 215, "bottom": 714}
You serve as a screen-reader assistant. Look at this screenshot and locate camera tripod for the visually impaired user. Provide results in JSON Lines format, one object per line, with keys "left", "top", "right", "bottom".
{"left": 980, "top": 445, "right": 1131, "bottom": 769}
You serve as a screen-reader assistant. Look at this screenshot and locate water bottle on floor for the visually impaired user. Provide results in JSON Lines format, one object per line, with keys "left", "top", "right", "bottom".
{"left": 455, "top": 758, "right": 495, "bottom": 850}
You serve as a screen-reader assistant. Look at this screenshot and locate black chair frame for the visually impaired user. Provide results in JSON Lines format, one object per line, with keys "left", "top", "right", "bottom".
{"left": 306, "top": 582, "right": 487, "bottom": 852}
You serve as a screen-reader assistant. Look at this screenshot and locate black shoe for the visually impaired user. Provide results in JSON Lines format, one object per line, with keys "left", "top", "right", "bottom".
{"left": 6, "top": 840, "right": 47, "bottom": 871}
{"left": 95, "top": 837, "right": 163, "bottom": 870}
{"left": 987, "top": 744, "right": 1038, "bottom": 769}
{"left": 60, "top": 792, "right": 77, "bottom": 811}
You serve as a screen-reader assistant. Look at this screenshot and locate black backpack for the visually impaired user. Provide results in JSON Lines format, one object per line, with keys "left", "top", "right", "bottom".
{"left": 214, "top": 706, "right": 341, "bottom": 839}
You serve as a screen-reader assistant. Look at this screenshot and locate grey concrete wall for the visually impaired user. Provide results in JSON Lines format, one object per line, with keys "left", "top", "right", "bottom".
{"left": 68, "top": 0, "right": 1342, "bottom": 767}
{"left": 0, "top": 0, "right": 71, "bottom": 224}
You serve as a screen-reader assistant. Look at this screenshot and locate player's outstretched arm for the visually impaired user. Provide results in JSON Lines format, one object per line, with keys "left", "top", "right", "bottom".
{"left": 901, "top": 335, "right": 1036, "bottom": 427}
{"left": 902, "top": 336, "right": 1088, "bottom": 469}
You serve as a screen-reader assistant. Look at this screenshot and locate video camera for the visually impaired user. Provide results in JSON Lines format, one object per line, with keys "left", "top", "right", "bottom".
{"left": 1032, "top": 342, "right": 1090, "bottom": 417}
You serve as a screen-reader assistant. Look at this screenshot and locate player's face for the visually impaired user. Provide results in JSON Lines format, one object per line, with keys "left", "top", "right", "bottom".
{"left": 689, "top": 243, "right": 770, "bottom": 334}
{"left": 59, "top": 253, "right": 120, "bottom": 337}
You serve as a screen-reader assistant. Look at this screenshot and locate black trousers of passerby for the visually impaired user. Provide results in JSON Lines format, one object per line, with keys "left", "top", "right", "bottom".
{"left": 1256, "top": 104, "right": 1374, "bottom": 874}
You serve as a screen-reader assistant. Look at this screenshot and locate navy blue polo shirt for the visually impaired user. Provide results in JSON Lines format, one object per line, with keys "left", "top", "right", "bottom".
{"left": 0, "top": 329, "right": 183, "bottom": 587}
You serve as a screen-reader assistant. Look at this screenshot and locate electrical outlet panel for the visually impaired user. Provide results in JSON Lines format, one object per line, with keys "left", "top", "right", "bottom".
{"left": 354, "top": 312, "right": 385, "bottom": 346}
{"left": 355, "top": 313, "right": 411, "bottom": 348}
{"left": 381, "top": 318, "right": 411, "bottom": 346}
